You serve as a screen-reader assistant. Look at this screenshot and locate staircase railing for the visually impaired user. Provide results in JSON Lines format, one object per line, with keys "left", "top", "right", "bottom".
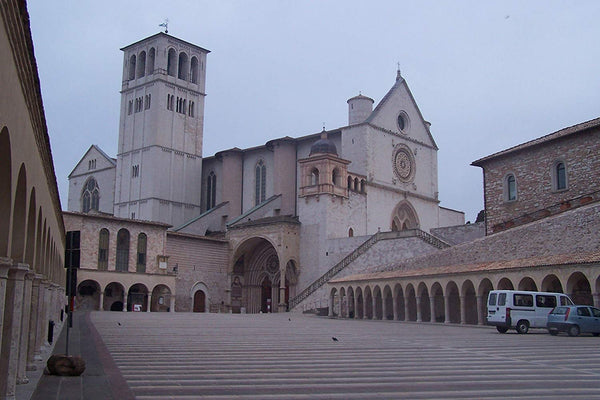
{"left": 288, "top": 229, "right": 450, "bottom": 310}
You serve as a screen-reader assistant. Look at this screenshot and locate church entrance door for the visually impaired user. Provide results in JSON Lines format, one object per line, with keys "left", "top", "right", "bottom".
{"left": 193, "top": 290, "right": 206, "bottom": 312}
{"left": 261, "top": 277, "right": 272, "bottom": 313}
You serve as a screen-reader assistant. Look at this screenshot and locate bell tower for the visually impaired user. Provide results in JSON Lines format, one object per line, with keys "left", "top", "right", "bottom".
{"left": 114, "top": 33, "right": 210, "bottom": 226}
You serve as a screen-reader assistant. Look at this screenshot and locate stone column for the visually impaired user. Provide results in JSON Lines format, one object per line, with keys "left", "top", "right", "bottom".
{"left": 0, "top": 258, "right": 11, "bottom": 362}
{"left": 392, "top": 293, "right": 398, "bottom": 321}
{"left": 476, "top": 295, "right": 484, "bottom": 325}
{"left": 444, "top": 295, "right": 451, "bottom": 323}
{"left": 416, "top": 296, "right": 422, "bottom": 322}
{"left": 27, "top": 275, "right": 42, "bottom": 369}
{"left": 170, "top": 295, "right": 175, "bottom": 312}
{"left": 362, "top": 296, "right": 368, "bottom": 319}
{"left": 593, "top": 293, "right": 600, "bottom": 308}
{"left": 33, "top": 280, "right": 48, "bottom": 359}
{"left": 403, "top": 296, "right": 410, "bottom": 321}
{"left": 99, "top": 290, "right": 104, "bottom": 311}
{"left": 382, "top": 297, "right": 387, "bottom": 321}
{"left": 17, "top": 271, "right": 35, "bottom": 384}
{"left": 429, "top": 296, "right": 436, "bottom": 323}
{"left": 147, "top": 293, "right": 152, "bottom": 312}
{"left": 460, "top": 296, "right": 466, "bottom": 324}
{"left": 372, "top": 297, "right": 377, "bottom": 320}
{"left": 328, "top": 292, "right": 334, "bottom": 318}
{"left": 354, "top": 294, "right": 359, "bottom": 319}
{"left": 0, "top": 263, "right": 29, "bottom": 399}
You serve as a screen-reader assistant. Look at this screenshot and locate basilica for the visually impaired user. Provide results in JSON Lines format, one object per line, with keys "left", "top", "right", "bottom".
{"left": 65, "top": 32, "right": 469, "bottom": 314}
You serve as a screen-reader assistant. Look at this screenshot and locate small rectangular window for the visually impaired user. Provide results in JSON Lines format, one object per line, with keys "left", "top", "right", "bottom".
{"left": 498, "top": 293, "right": 506, "bottom": 306}
{"left": 513, "top": 294, "right": 533, "bottom": 307}
{"left": 488, "top": 293, "right": 497, "bottom": 306}
{"left": 536, "top": 295, "right": 556, "bottom": 308}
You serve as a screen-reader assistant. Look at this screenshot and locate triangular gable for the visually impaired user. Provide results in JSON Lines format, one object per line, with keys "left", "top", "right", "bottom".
{"left": 68, "top": 144, "right": 116, "bottom": 178}
{"left": 365, "top": 76, "right": 438, "bottom": 149}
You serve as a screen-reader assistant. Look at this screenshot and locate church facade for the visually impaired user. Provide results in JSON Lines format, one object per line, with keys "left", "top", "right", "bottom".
{"left": 67, "top": 32, "right": 466, "bottom": 314}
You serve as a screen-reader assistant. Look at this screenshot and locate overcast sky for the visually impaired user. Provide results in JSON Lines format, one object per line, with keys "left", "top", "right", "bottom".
{"left": 27, "top": 1, "right": 600, "bottom": 223}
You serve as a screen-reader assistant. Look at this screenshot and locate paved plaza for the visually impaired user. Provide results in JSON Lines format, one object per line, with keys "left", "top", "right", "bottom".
{"left": 28, "top": 311, "right": 600, "bottom": 399}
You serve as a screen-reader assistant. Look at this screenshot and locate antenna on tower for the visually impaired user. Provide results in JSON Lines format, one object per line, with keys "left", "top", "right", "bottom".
{"left": 159, "top": 18, "right": 169, "bottom": 33}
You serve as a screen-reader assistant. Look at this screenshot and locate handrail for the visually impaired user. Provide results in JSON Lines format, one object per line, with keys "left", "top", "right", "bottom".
{"left": 288, "top": 229, "right": 450, "bottom": 310}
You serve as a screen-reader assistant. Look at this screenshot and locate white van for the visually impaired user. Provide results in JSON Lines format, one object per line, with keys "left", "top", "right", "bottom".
{"left": 487, "top": 290, "right": 574, "bottom": 334}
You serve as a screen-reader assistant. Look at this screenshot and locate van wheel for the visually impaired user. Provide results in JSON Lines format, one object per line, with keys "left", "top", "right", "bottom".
{"left": 593, "top": 333, "right": 600, "bottom": 337}
{"left": 549, "top": 329, "right": 558, "bottom": 336}
{"left": 568, "top": 325, "right": 580, "bottom": 337}
{"left": 516, "top": 320, "right": 529, "bottom": 334}
{"left": 496, "top": 326, "right": 509, "bottom": 333}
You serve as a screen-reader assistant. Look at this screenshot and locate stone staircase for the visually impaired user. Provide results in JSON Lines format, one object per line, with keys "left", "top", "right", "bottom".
{"left": 288, "top": 229, "right": 450, "bottom": 310}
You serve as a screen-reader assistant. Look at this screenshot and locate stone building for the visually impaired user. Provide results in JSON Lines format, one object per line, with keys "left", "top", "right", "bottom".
{"left": 67, "top": 32, "right": 468, "bottom": 314}
{"left": 0, "top": 1, "right": 66, "bottom": 396}
{"left": 328, "top": 118, "right": 600, "bottom": 326}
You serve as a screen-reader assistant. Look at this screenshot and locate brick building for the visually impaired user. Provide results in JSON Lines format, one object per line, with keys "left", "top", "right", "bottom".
{"left": 472, "top": 117, "right": 600, "bottom": 235}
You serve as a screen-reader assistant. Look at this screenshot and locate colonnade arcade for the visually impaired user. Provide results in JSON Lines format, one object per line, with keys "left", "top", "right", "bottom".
{"left": 75, "top": 270, "right": 176, "bottom": 312}
{"left": 328, "top": 264, "right": 600, "bottom": 325}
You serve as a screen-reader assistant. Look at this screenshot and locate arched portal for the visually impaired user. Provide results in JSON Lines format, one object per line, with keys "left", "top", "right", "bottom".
{"left": 383, "top": 285, "right": 393, "bottom": 320}
{"left": 347, "top": 287, "right": 355, "bottom": 318}
{"left": 193, "top": 290, "right": 206, "bottom": 312}
{"left": 446, "top": 281, "right": 460, "bottom": 323}
{"left": 417, "top": 282, "right": 430, "bottom": 322}
{"left": 497, "top": 278, "right": 514, "bottom": 290}
{"left": 405, "top": 284, "right": 417, "bottom": 321}
{"left": 462, "top": 280, "right": 478, "bottom": 325}
{"left": 231, "top": 237, "right": 294, "bottom": 313}
{"left": 127, "top": 283, "right": 149, "bottom": 312}
{"left": 431, "top": 282, "right": 444, "bottom": 323}
{"left": 151, "top": 285, "right": 172, "bottom": 312}
{"left": 518, "top": 277, "right": 538, "bottom": 291}
{"left": 373, "top": 286, "right": 383, "bottom": 320}
{"left": 104, "top": 282, "right": 125, "bottom": 311}
{"left": 76, "top": 280, "right": 101, "bottom": 310}
{"left": 542, "top": 274, "right": 563, "bottom": 293}
{"left": 567, "top": 272, "right": 593, "bottom": 305}
{"left": 355, "top": 287, "right": 364, "bottom": 319}
{"left": 364, "top": 286, "right": 373, "bottom": 319}
{"left": 394, "top": 284, "right": 405, "bottom": 321}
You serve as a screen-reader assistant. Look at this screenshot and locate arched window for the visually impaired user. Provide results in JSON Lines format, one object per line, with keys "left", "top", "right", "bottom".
{"left": 360, "top": 179, "right": 366, "bottom": 193}
{"left": 347, "top": 176, "right": 353, "bottom": 190}
{"left": 136, "top": 233, "right": 147, "bottom": 273}
{"left": 506, "top": 174, "right": 517, "bottom": 201}
{"left": 348, "top": 228, "right": 354, "bottom": 237}
{"left": 178, "top": 52, "right": 189, "bottom": 80}
{"left": 116, "top": 229, "right": 130, "bottom": 272}
{"left": 167, "top": 48, "right": 177, "bottom": 77}
{"left": 311, "top": 168, "right": 319, "bottom": 186}
{"left": 82, "top": 178, "right": 99, "bottom": 213}
{"left": 354, "top": 177, "right": 359, "bottom": 190}
{"left": 137, "top": 51, "right": 146, "bottom": 78}
{"left": 190, "top": 56, "right": 199, "bottom": 84}
{"left": 128, "top": 54, "right": 136, "bottom": 80}
{"left": 147, "top": 47, "right": 155, "bottom": 75}
{"left": 332, "top": 168, "right": 339, "bottom": 186}
{"left": 255, "top": 160, "right": 266, "bottom": 206}
{"left": 98, "top": 228, "right": 109, "bottom": 270}
{"left": 555, "top": 161, "right": 567, "bottom": 191}
{"left": 206, "top": 171, "right": 217, "bottom": 210}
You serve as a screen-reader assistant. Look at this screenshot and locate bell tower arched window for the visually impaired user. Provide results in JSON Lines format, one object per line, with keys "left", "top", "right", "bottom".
{"left": 167, "top": 48, "right": 177, "bottom": 77}
{"left": 206, "top": 171, "right": 217, "bottom": 210}
{"left": 311, "top": 168, "right": 319, "bottom": 186}
{"left": 128, "top": 54, "right": 136, "bottom": 80}
{"left": 82, "top": 177, "right": 99, "bottom": 213}
{"left": 255, "top": 160, "right": 266, "bottom": 206}
{"left": 190, "top": 56, "right": 199, "bottom": 84}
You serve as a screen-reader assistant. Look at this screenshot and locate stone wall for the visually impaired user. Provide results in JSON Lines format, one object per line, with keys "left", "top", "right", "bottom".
{"left": 431, "top": 222, "right": 484, "bottom": 245}
{"left": 383, "top": 201, "right": 600, "bottom": 273}
{"left": 166, "top": 232, "right": 229, "bottom": 312}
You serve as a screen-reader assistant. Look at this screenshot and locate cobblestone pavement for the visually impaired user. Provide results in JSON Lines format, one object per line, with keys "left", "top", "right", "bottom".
{"left": 89, "top": 312, "right": 600, "bottom": 399}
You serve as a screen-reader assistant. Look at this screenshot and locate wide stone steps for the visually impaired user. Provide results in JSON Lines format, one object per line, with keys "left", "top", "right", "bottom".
{"left": 90, "top": 312, "right": 600, "bottom": 399}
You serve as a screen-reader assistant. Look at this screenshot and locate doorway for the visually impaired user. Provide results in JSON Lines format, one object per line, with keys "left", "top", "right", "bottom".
{"left": 261, "top": 277, "right": 272, "bottom": 313}
{"left": 193, "top": 290, "right": 206, "bottom": 312}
